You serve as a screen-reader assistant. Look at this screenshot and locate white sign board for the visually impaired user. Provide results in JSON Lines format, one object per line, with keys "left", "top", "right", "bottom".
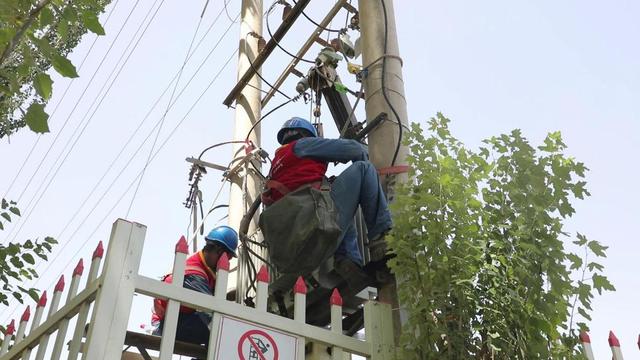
{"left": 213, "top": 315, "right": 300, "bottom": 360}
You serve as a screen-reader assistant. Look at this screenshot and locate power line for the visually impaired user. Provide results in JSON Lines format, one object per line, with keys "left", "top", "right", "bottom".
{"left": 126, "top": 2, "right": 209, "bottom": 217}
{"left": 2, "top": 0, "right": 166, "bottom": 245}
{"left": 1, "top": 0, "right": 124, "bottom": 200}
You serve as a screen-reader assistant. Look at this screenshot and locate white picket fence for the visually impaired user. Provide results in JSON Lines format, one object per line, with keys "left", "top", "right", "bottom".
{"left": 0, "top": 219, "right": 395, "bottom": 360}
{"left": 580, "top": 330, "right": 639, "bottom": 360}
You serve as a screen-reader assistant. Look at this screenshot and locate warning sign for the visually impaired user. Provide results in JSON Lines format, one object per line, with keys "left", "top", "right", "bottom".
{"left": 214, "top": 315, "right": 299, "bottom": 360}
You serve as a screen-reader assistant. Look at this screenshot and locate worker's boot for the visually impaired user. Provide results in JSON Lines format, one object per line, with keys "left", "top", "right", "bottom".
{"left": 367, "top": 230, "right": 390, "bottom": 262}
{"left": 334, "top": 257, "right": 371, "bottom": 291}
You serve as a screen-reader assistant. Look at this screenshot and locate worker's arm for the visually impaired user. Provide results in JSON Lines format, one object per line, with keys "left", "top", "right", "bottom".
{"left": 183, "top": 274, "right": 213, "bottom": 295}
{"left": 293, "top": 137, "right": 368, "bottom": 163}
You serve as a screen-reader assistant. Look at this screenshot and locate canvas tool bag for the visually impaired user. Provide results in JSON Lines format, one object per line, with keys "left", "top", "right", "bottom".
{"left": 259, "top": 179, "right": 341, "bottom": 275}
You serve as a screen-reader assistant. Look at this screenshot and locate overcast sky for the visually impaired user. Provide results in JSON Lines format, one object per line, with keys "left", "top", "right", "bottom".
{"left": 1, "top": 0, "right": 638, "bottom": 357}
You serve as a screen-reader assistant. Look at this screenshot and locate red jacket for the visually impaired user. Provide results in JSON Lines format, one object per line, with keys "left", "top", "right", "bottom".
{"left": 152, "top": 251, "right": 216, "bottom": 323}
{"left": 264, "top": 141, "right": 327, "bottom": 204}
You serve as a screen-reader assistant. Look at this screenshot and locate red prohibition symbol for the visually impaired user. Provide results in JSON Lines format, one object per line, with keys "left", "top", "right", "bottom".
{"left": 237, "top": 329, "right": 279, "bottom": 360}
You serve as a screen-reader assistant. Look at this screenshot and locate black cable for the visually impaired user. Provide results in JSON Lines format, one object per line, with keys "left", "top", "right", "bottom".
{"left": 244, "top": 33, "right": 292, "bottom": 100}
{"left": 266, "top": 3, "right": 315, "bottom": 63}
{"left": 291, "top": 0, "right": 343, "bottom": 33}
{"left": 198, "top": 140, "right": 247, "bottom": 159}
{"left": 379, "top": 0, "right": 402, "bottom": 166}
{"left": 245, "top": 93, "right": 303, "bottom": 141}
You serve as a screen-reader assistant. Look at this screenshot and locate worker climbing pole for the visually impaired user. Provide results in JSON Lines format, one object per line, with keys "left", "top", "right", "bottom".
{"left": 359, "top": 0, "right": 410, "bottom": 345}
{"left": 229, "top": 0, "right": 265, "bottom": 303}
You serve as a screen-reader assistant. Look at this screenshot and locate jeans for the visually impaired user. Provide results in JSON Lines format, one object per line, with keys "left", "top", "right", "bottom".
{"left": 330, "top": 161, "right": 393, "bottom": 265}
{"left": 154, "top": 311, "right": 211, "bottom": 345}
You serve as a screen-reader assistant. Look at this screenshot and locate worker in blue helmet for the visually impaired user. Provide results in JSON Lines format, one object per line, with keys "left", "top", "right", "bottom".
{"left": 263, "top": 117, "right": 392, "bottom": 287}
{"left": 152, "top": 226, "right": 238, "bottom": 346}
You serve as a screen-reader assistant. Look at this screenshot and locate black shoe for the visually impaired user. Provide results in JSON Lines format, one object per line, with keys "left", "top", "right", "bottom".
{"left": 334, "top": 257, "right": 370, "bottom": 290}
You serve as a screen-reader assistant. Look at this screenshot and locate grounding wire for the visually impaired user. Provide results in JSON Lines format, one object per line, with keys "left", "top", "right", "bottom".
{"left": 1, "top": 49, "right": 239, "bottom": 324}
{"left": 3, "top": 0, "right": 166, "bottom": 246}
{"left": 2, "top": 0, "right": 154, "bottom": 245}
{"left": 126, "top": 1, "right": 209, "bottom": 217}
{"left": 7, "top": 0, "right": 144, "bottom": 207}
{"left": 266, "top": 2, "right": 315, "bottom": 64}
{"left": 2, "top": 0, "right": 123, "bottom": 200}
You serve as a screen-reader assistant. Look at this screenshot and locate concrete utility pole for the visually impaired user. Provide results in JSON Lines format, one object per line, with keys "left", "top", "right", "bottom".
{"left": 358, "top": 0, "right": 409, "bottom": 345}
{"left": 229, "top": 0, "right": 264, "bottom": 301}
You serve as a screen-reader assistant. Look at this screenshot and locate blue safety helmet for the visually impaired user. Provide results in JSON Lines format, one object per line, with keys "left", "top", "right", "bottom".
{"left": 205, "top": 225, "right": 238, "bottom": 257}
{"left": 276, "top": 117, "right": 317, "bottom": 144}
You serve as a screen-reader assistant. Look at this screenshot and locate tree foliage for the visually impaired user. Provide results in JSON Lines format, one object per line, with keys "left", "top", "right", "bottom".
{"left": 0, "top": 0, "right": 111, "bottom": 138}
{"left": 388, "top": 114, "right": 613, "bottom": 359}
{"left": 0, "top": 198, "right": 56, "bottom": 306}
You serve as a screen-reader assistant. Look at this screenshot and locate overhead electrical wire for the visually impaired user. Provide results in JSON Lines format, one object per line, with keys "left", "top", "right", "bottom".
{"left": 2, "top": 0, "right": 124, "bottom": 200}
{"left": 126, "top": 2, "right": 209, "bottom": 217}
{"left": 1, "top": 48, "right": 239, "bottom": 325}
{"left": 291, "top": 0, "right": 344, "bottom": 33}
{"left": 244, "top": 33, "right": 293, "bottom": 100}
{"left": 3, "top": 0, "right": 167, "bottom": 246}
{"left": 5, "top": 0, "right": 145, "bottom": 209}
{"left": 245, "top": 93, "right": 305, "bottom": 142}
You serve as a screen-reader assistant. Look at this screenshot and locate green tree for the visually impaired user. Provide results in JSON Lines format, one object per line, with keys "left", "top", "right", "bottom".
{"left": 0, "top": 0, "right": 111, "bottom": 138}
{"left": 0, "top": 198, "right": 56, "bottom": 306}
{"left": 388, "top": 114, "right": 614, "bottom": 359}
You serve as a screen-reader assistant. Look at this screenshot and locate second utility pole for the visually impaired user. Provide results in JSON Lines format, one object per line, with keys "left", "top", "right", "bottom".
{"left": 359, "top": 0, "right": 409, "bottom": 345}
{"left": 229, "top": 0, "right": 264, "bottom": 301}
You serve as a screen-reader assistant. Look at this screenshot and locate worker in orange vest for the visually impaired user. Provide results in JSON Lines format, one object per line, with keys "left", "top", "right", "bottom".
{"left": 151, "top": 226, "right": 238, "bottom": 345}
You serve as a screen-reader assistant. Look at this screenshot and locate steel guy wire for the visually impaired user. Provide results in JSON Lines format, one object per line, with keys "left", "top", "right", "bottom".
{"left": 53, "top": 9, "right": 239, "bottom": 242}
{"left": 1, "top": 0, "right": 124, "bottom": 200}
{"left": 0, "top": 49, "right": 239, "bottom": 325}
{"left": 7, "top": 0, "right": 145, "bottom": 208}
{"left": 2, "top": 0, "right": 166, "bottom": 245}
{"left": 125, "top": 1, "right": 209, "bottom": 218}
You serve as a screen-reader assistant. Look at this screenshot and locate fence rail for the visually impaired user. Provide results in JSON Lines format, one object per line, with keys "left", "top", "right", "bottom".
{"left": 0, "top": 219, "right": 395, "bottom": 360}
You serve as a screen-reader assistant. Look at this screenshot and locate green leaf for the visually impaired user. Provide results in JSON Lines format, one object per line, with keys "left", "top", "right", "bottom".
{"left": 34, "top": 73, "right": 53, "bottom": 100}
{"left": 8, "top": 207, "right": 20, "bottom": 216}
{"left": 573, "top": 233, "right": 588, "bottom": 246}
{"left": 587, "top": 240, "right": 608, "bottom": 257}
{"left": 0, "top": 222, "right": 3, "bottom": 230}
{"left": 45, "top": 237, "right": 58, "bottom": 244}
{"left": 587, "top": 262, "right": 604, "bottom": 272}
{"left": 51, "top": 54, "right": 79, "bottom": 78}
{"left": 39, "top": 6, "right": 54, "bottom": 27}
{"left": 592, "top": 274, "right": 615, "bottom": 295}
{"left": 81, "top": 12, "right": 105, "bottom": 35}
{"left": 24, "top": 103, "right": 50, "bottom": 133}
{"left": 21, "top": 253, "right": 35, "bottom": 265}
{"left": 577, "top": 307, "right": 592, "bottom": 321}
{"left": 0, "top": 213, "right": 10, "bottom": 222}
{"left": 1, "top": 199, "right": 7, "bottom": 209}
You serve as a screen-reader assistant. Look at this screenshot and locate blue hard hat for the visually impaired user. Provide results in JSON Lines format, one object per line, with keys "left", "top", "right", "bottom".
{"left": 276, "top": 117, "right": 317, "bottom": 144}
{"left": 205, "top": 225, "right": 238, "bottom": 257}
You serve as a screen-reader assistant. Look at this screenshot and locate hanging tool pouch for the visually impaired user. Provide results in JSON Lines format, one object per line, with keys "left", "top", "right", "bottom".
{"left": 259, "top": 179, "right": 341, "bottom": 275}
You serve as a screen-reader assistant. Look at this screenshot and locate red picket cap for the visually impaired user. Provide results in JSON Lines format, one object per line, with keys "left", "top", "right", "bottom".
{"left": 5, "top": 320, "right": 15, "bottom": 335}
{"left": 92, "top": 241, "right": 104, "bottom": 259}
{"left": 330, "top": 288, "right": 343, "bottom": 306}
{"left": 175, "top": 236, "right": 189, "bottom": 254}
{"left": 20, "top": 306, "right": 30, "bottom": 322}
{"left": 579, "top": 331, "right": 590, "bottom": 343}
{"left": 608, "top": 330, "right": 620, "bottom": 347}
{"left": 217, "top": 252, "right": 230, "bottom": 271}
{"left": 73, "top": 259, "right": 84, "bottom": 277}
{"left": 294, "top": 276, "right": 307, "bottom": 294}
{"left": 54, "top": 275, "right": 65, "bottom": 292}
{"left": 37, "top": 291, "right": 47, "bottom": 307}
{"left": 257, "top": 265, "right": 269, "bottom": 283}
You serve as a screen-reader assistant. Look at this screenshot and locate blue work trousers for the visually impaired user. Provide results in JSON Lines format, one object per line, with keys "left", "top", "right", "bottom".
{"left": 330, "top": 161, "right": 392, "bottom": 265}
{"left": 154, "top": 311, "right": 211, "bottom": 346}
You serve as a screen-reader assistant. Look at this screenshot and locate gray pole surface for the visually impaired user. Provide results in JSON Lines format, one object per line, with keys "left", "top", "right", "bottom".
{"left": 358, "top": 0, "right": 409, "bottom": 344}
{"left": 229, "top": 0, "right": 263, "bottom": 302}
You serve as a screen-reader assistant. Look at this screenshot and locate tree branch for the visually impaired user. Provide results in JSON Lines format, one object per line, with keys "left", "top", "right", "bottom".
{"left": 0, "top": 0, "right": 53, "bottom": 68}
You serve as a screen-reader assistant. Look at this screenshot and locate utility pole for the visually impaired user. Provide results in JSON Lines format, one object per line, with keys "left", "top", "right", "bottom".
{"left": 358, "top": 0, "right": 409, "bottom": 345}
{"left": 229, "top": 0, "right": 263, "bottom": 301}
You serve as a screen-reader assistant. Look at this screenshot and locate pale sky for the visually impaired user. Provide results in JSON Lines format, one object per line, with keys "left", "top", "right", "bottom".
{"left": 1, "top": 0, "right": 638, "bottom": 358}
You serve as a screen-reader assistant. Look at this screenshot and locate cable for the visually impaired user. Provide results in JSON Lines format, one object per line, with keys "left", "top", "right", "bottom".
{"left": 1, "top": 49, "right": 239, "bottom": 325}
{"left": 379, "top": 0, "right": 402, "bottom": 166}
{"left": 292, "top": 0, "right": 344, "bottom": 33}
{"left": 339, "top": 82, "right": 363, "bottom": 137}
{"left": 223, "top": 0, "right": 237, "bottom": 23}
{"left": 126, "top": 2, "right": 207, "bottom": 217}
{"left": 266, "top": 2, "right": 315, "bottom": 64}
{"left": 2, "top": 0, "right": 155, "bottom": 245}
{"left": 244, "top": 33, "right": 292, "bottom": 100}
{"left": 1, "top": 0, "right": 123, "bottom": 200}
{"left": 7, "top": 0, "right": 144, "bottom": 209}
{"left": 244, "top": 93, "right": 303, "bottom": 141}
